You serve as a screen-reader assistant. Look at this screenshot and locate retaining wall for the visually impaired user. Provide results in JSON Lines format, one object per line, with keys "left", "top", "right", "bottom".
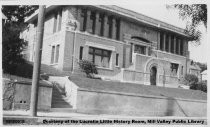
{"left": 76, "top": 88, "right": 207, "bottom": 117}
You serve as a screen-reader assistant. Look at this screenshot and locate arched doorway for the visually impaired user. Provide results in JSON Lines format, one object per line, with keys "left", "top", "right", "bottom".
{"left": 150, "top": 66, "right": 157, "bottom": 85}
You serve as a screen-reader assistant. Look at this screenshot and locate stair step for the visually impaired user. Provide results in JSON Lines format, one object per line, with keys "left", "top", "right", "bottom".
{"left": 52, "top": 92, "right": 66, "bottom": 95}
{"left": 51, "top": 86, "right": 73, "bottom": 108}
{"left": 50, "top": 108, "right": 76, "bottom": 112}
{"left": 51, "top": 100, "right": 70, "bottom": 104}
{"left": 52, "top": 94, "right": 67, "bottom": 98}
{"left": 51, "top": 104, "right": 73, "bottom": 108}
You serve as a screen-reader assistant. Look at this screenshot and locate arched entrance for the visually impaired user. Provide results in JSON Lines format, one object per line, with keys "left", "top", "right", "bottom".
{"left": 150, "top": 66, "right": 157, "bottom": 85}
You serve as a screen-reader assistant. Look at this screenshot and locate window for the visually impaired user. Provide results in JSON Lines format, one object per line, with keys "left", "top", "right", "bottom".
{"left": 88, "top": 47, "right": 111, "bottom": 68}
{"left": 170, "top": 35, "right": 174, "bottom": 53}
{"left": 170, "top": 63, "right": 179, "bottom": 75}
{"left": 108, "top": 17, "right": 112, "bottom": 38}
{"left": 51, "top": 44, "right": 60, "bottom": 64}
{"left": 180, "top": 39, "right": 184, "bottom": 55}
{"left": 176, "top": 38, "right": 179, "bottom": 54}
{"left": 116, "top": 53, "right": 119, "bottom": 66}
{"left": 51, "top": 46, "right": 55, "bottom": 64}
{"left": 130, "top": 43, "right": 133, "bottom": 63}
{"left": 53, "top": 9, "right": 62, "bottom": 33}
{"left": 90, "top": 12, "right": 96, "bottom": 34}
{"left": 55, "top": 45, "right": 60, "bottom": 63}
{"left": 134, "top": 45, "right": 146, "bottom": 55}
{"left": 99, "top": 14, "right": 104, "bottom": 36}
{"left": 79, "top": 46, "right": 83, "bottom": 60}
{"left": 160, "top": 32, "right": 164, "bottom": 51}
{"left": 58, "top": 10, "right": 62, "bottom": 31}
{"left": 53, "top": 15, "right": 57, "bottom": 33}
{"left": 181, "top": 66, "right": 183, "bottom": 75}
{"left": 80, "top": 9, "right": 86, "bottom": 31}
{"left": 116, "top": 19, "right": 120, "bottom": 40}
{"left": 165, "top": 34, "right": 169, "bottom": 52}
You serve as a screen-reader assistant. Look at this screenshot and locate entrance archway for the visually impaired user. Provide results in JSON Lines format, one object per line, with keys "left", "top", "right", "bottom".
{"left": 150, "top": 66, "right": 157, "bottom": 85}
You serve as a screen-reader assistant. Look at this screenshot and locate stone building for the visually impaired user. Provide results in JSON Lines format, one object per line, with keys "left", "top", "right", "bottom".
{"left": 24, "top": 5, "right": 192, "bottom": 88}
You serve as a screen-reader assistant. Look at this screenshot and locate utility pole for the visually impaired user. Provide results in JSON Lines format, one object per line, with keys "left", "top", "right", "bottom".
{"left": 29, "top": 5, "right": 46, "bottom": 117}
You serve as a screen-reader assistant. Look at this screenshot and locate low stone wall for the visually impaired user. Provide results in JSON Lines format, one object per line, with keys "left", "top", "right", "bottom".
{"left": 3, "top": 79, "right": 53, "bottom": 111}
{"left": 76, "top": 89, "right": 207, "bottom": 117}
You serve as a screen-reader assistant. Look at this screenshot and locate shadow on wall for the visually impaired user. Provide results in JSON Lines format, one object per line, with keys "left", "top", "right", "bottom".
{"left": 165, "top": 96, "right": 188, "bottom": 117}
{"left": 165, "top": 97, "right": 175, "bottom": 116}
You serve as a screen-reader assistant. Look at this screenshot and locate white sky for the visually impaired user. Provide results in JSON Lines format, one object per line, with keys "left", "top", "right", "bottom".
{"left": 119, "top": 4, "right": 207, "bottom": 63}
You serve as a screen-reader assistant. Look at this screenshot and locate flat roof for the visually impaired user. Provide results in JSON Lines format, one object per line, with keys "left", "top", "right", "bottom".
{"left": 25, "top": 5, "right": 190, "bottom": 38}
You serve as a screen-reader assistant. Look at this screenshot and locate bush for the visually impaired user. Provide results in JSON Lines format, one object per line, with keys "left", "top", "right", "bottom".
{"left": 78, "top": 60, "right": 98, "bottom": 78}
{"left": 184, "top": 74, "right": 207, "bottom": 93}
{"left": 184, "top": 74, "right": 198, "bottom": 86}
{"left": 190, "top": 81, "right": 207, "bottom": 93}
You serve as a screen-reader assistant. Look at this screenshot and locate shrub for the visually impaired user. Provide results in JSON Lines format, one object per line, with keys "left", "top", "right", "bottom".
{"left": 78, "top": 60, "right": 98, "bottom": 78}
{"left": 190, "top": 81, "right": 207, "bottom": 93}
{"left": 183, "top": 74, "right": 198, "bottom": 86}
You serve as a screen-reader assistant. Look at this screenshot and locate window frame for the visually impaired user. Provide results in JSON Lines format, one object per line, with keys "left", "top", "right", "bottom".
{"left": 88, "top": 46, "right": 111, "bottom": 68}
{"left": 51, "top": 44, "right": 60, "bottom": 64}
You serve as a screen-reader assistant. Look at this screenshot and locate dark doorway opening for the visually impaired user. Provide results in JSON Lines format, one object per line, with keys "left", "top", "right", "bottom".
{"left": 150, "top": 66, "right": 157, "bottom": 85}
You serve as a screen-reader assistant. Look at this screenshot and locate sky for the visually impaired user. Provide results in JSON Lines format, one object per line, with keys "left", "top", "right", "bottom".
{"left": 118, "top": 4, "right": 207, "bottom": 63}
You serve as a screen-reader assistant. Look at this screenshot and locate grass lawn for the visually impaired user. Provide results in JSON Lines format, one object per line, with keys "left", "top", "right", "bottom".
{"left": 69, "top": 74, "right": 207, "bottom": 101}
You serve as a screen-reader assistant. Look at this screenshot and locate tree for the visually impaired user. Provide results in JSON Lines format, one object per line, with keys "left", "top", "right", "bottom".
{"left": 2, "top": 6, "right": 38, "bottom": 75}
{"left": 169, "top": 4, "right": 207, "bottom": 44}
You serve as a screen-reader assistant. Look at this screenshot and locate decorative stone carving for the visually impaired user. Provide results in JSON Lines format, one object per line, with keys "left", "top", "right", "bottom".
{"left": 66, "top": 18, "right": 78, "bottom": 31}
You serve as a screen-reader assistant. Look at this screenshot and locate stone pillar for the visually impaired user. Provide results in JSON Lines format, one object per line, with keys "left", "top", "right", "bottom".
{"left": 103, "top": 15, "right": 108, "bottom": 37}
{"left": 83, "top": 45, "right": 89, "bottom": 60}
{"left": 77, "top": 8, "right": 83, "bottom": 31}
{"left": 174, "top": 36, "right": 176, "bottom": 54}
{"left": 168, "top": 35, "right": 171, "bottom": 53}
{"left": 86, "top": 10, "right": 91, "bottom": 33}
{"left": 163, "top": 33, "right": 166, "bottom": 51}
{"left": 94, "top": 12, "right": 100, "bottom": 35}
{"left": 112, "top": 18, "right": 116, "bottom": 40}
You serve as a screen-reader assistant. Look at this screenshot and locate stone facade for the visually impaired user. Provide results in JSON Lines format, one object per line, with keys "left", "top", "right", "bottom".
{"left": 24, "top": 5, "right": 192, "bottom": 88}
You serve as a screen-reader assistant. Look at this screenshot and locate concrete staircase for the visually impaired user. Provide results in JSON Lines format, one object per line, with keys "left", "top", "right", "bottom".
{"left": 51, "top": 85, "right": 75, "bottom": 112}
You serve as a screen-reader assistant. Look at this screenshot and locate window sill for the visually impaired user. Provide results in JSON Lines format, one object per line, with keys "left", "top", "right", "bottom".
{"left": 115, "top": 66, "right": 120, "bottom": 68}
{"left": 50, "top": 63, "right": 58, "bottom": 66}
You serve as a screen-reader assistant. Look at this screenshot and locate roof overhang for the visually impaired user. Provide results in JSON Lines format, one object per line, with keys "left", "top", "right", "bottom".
{"left": 25, "top": 5, "right": 191, "bottom": 38}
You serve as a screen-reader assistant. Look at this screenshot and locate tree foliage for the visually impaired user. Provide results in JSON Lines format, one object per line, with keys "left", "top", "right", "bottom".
{"left": 196, "top": 62, "right": 207, "bottom": 72}
{"left": 172, "top": 4, "right": 207, "bottom": 44}
{"left": 2, "top": 6, "right": 38, "bottom": 74}
{"left": 184, "top": 74, "right": 207, "bottom": 93}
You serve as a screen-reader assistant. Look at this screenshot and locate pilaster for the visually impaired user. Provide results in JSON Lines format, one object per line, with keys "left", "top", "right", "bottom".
{"left": 112, "top": 18, "right": 116, "bottom": 40}
{"left": 86, "top": 10, "right": 91, "bottom": 33}
{"left": 94, "top": 12, "right": 100, "bottom": 35}
{"left": 163, "top": 33, "right": 166, "bottom": 51}
{"left": 103, "top": 15, "right": 108, "bottom": 37}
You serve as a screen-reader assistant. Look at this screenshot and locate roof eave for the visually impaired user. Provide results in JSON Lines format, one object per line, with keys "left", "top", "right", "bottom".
{"left": 25, "top": 5, "right": 191, "bottom": 38}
